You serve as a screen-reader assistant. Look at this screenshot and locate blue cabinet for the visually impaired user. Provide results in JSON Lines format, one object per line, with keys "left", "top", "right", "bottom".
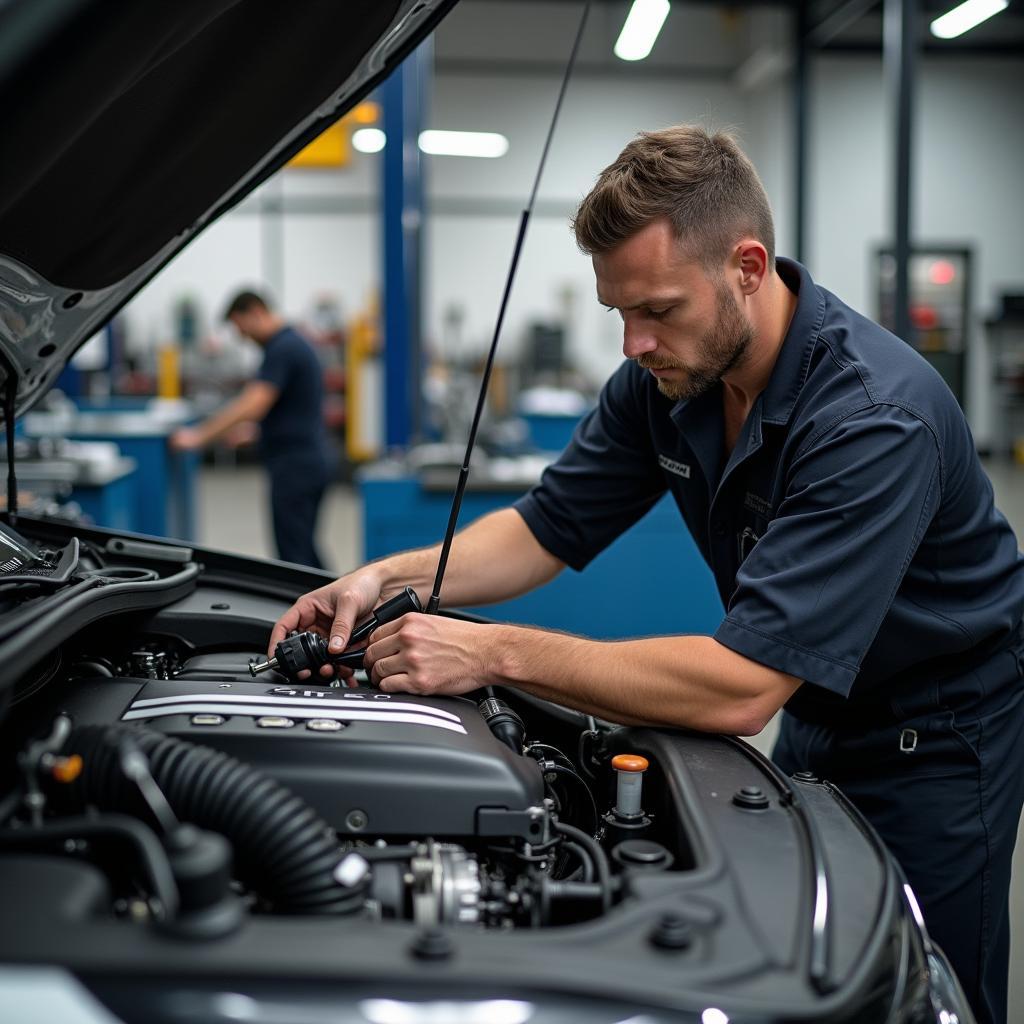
{"left": 360, "top": 473, "right": 724, "bottom": 640}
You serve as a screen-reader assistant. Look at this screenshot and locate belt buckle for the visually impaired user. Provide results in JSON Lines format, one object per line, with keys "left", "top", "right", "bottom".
{"left": 899, "top": 728, "right": 918, "bottom": 753}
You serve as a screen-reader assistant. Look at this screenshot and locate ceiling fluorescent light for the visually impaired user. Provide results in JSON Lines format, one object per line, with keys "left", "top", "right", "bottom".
{"left": 352, "top": 128, "right": 386, "bottom": 153}
{"left": 418, "top": 130, "right": 509, "bottom": 158}
{"left": 930, "top": 0, "right": 1007, "bottom": 38}
{"left": 614, "top": 0, "right": 671, "bottom": 61}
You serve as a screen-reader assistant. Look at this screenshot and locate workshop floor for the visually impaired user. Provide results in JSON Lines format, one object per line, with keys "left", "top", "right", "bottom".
{"left": 197, "top": 459, "right": 1024, "bottom": 1021}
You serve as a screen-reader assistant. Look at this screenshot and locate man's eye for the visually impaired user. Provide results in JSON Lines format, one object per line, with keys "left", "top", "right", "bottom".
{"left": 648, "top": 307, "right": 672, "bottom": 319}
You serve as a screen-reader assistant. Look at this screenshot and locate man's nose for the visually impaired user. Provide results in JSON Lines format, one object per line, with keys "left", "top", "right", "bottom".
{"left": 622, "top": 320, "right": 657, "bottom": 360}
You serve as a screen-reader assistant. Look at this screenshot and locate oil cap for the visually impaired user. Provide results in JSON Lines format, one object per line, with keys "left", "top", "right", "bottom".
{"left": 611, "top": 753, "right": 649, "bottom": 820}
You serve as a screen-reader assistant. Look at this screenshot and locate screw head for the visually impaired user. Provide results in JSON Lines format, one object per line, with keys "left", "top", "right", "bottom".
{"left": 650, "top": 913, "right": 694, "bottom": 951}
{"left": 345, "top": 809, "right": 368, "bottom": 831}
{"left": 732, "top": 785, "right": 770, "bottom": 811}
{"left": 410, "top": 928, "right": 455, "bottom": 961}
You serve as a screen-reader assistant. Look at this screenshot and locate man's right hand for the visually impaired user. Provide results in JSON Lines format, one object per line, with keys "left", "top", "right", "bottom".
{"left": 266, "top": 509, "right": 562, "bottom": 678}
{"left": 268, "top": 569, "right": 387, "bottom": 677}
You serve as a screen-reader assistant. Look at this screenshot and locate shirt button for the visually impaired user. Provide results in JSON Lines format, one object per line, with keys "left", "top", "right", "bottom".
{"left": 713, "top": 522, "right": 727, "bottom": 538}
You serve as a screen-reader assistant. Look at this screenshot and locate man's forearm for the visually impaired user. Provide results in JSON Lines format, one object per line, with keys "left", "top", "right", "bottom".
{"left": 193, "top": 383, "right": 278, "bottom": 446}
{"left": 371, "top": 508, "right": 564, "bottom": 609}
{"left": 193, "top": 404, "right": 247, "bottom": 446}
{"left": 486, "top": 625, "right": 800, "bottom": 736}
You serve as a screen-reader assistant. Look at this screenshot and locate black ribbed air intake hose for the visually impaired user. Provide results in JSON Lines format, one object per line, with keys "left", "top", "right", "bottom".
{"left": 59, "top": 725, "right": 363, "bottom": 915}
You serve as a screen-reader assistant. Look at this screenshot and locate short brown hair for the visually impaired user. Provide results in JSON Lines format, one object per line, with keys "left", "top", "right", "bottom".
{"left": 572, "top": 125, "right": 775, "bottom": 271}
{"left": 223, "top": 289, "right": 272, "bottom": 320}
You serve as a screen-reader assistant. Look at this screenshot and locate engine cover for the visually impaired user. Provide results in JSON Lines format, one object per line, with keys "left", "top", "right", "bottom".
{"left": 51, "top": 669, "right": 544, "bottom": 839}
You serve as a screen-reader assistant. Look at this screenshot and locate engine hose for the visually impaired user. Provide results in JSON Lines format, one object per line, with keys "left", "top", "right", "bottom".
{"left": 553, "top": 820, "right": 611, "bottom": 914}
{"left": 58, "top": 725, "right": 364, "bottom": 915}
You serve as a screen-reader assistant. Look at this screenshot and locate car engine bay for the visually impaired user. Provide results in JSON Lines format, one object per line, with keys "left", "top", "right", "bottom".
{"left": 0, "top": 515, "right": 696, "bottom": 937}
{"left": 0, "top": 514, "right": 939, "bottom": 1023}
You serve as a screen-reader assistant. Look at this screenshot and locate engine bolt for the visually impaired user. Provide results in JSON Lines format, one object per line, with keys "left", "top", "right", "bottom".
{"left": 650, "top": 912, "right": 694, "bottom": 951}
{"left": 345, "top": 809, "right": 369, "bottom": 831}
{"left": 732, "top": 785, "right": 770, "bottom": 811}
{"left": 410, "top": 927, "right": 455, "bottom": 961}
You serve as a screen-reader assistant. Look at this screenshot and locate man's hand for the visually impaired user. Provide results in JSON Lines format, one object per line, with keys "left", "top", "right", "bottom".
{"left": 221, "top": 421, "right": 259, "bottom": 448}
{"left": 266, "top": 508, "right": 564, "bottom": 685}
{"left": 170, "top": 427, "right": 204, "bottom": 452}
{"left": 365, "top": 614, "right": 496, "bottom": 697}
{"left": 269, "top": 569, "right": 386, "bottom": 677}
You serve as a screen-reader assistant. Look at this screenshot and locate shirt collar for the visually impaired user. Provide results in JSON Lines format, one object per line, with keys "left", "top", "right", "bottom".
{"left": 758, "top": 257, "right": 825, "bottom": 426}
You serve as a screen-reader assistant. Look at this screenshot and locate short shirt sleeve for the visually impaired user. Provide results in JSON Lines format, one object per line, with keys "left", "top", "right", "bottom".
{"left": 257, "top": 338, "right": 292, "bottom": 391}
{"left": 714, "top": 404, "right": 942, "bottom": 697}
{"left": 515, "top": 363, "right": 667, "bottom": 571}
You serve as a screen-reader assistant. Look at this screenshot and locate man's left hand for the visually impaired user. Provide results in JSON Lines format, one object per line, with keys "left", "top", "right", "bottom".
{"left": 170, "top": 427, "right": 203, "bottom": 452}
{"left": 365, "top": 614, "right": 497, "bottom": 697}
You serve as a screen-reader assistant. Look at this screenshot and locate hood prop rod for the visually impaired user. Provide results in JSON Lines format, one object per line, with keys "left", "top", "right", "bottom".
{"left": 425, "top": 1, "right": 590, "bottom": 616}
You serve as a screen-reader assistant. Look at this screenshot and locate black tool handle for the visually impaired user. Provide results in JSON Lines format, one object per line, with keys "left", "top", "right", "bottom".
{"left": 347, "top": 586, "right": 422, "bottom": 647}
{"left": 257, "top": 589, "right": 423, "bottom": 680}
{"left": 327, "top": 587, "right": 423, "bottom": 672}
{"left": 328, "top": 648, "right": 371, "bottom": 671}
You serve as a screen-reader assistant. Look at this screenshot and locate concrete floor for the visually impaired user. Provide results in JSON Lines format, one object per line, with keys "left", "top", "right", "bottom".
{"left": 197, "top": 458, "right": 1024, "bottom": 1021}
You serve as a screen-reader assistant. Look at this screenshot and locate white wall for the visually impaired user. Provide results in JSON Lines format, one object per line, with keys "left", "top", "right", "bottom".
{"left": 803, "top": 55, "right": 1024, "bottom": 445}
{"left": 119, "top": 29, "right": 1024, "bottom": 445}
{"left": 426, "top": 71, "right": 746, "bottom": 382}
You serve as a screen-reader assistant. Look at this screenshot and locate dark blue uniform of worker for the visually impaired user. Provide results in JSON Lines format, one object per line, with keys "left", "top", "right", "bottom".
{"left": 515, "top": 258, "right": 1024, "bottom": 1024}
{"left": 256, "top": 325, "right": 335, "bottom": 569}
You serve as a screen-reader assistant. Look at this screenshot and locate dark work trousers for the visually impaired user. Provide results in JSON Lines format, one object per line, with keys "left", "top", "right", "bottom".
{"left": 773, "top": 655, "right": 1024, "bottom": 1024}
{"left": 266, "top": 451, "right": 333, "bottom": 570}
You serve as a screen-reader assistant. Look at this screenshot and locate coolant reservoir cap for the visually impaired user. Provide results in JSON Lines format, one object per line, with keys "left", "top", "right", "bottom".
{"left": 611, "top": 754, "right": 649, "bottom": 773}
{"left": 613, "top": 839, "right": 673, "bottom": 870}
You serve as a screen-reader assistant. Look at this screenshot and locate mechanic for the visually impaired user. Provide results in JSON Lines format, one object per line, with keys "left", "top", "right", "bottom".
{"left": 172, "top": 289, "right": 335, "bottom": 569}
{"left": 271, "top": 126, "right": 1024, "bottom": 1022}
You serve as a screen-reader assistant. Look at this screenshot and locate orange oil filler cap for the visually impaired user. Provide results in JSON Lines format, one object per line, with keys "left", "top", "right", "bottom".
{"left": 50, "top": 754, "right": 83, "bottom": 784}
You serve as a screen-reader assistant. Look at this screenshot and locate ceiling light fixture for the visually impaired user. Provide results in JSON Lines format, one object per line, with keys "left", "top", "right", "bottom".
{"left": 352, "top": 129, "right": 510, "bottom": 159}
{"left": 930, "top": 0, "right": 1007, "bottom": 39}
{"left": 352, "top": 128, "right": 386, "bottom": 153}
{"left": 418, "top": 130, "right": 509, "bottom": 158}
{"left": 614, "top": 0, "right": 671, "bottom": 61}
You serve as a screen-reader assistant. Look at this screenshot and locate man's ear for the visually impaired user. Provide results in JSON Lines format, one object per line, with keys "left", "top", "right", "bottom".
{"left": 732, "top": 240, "right": 768, "bottom": 295}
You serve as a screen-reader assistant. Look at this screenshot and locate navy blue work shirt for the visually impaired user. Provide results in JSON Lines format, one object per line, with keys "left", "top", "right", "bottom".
{"left": 515, "top": 258, "right": 1024, "bottom": 721}
{"left": 256, "top": 325, "right": 329, "bottom": 461}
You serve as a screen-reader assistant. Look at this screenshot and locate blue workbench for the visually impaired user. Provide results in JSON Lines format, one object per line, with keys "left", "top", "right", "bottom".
{"left": 22, "top": 409, "right": 198, "bottom": 540}
{"left": 360, "top": 464, "right": 724, "bottom": 640}
{"left": 15, "top": 455, "right": 138, "bottom": 532}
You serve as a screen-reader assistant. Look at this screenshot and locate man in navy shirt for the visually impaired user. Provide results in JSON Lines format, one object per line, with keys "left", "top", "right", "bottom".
{"left": 173, "top": 290, "right": 334, "bottom": 568}
{"left": 272, "top": 127, "right": 1023, "bottom": 1020}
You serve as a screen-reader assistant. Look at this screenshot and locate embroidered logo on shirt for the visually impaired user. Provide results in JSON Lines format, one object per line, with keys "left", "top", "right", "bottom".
{"left": 658, "top": 455, "right": 691, "bottom": 479}
{"left": 743, "top": 491, "right": 773, "bottom": 517}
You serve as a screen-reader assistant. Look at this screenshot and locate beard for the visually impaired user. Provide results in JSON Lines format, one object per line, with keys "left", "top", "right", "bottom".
{"left": 638, "top": 285, "right": 754, "bottom": 402}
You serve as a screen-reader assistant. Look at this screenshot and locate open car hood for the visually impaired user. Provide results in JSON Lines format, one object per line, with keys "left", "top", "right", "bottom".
{"left": 0, "top": 0, "right": 456, "bottom": 419}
